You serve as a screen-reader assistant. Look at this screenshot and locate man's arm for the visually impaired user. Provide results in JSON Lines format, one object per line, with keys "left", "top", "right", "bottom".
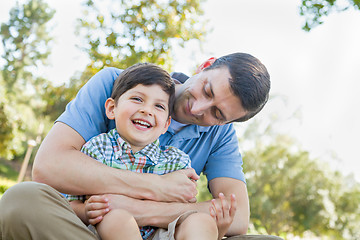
{"left": 105, "top": 177, "right": 249, "bottom": 236}
{"left": 32, "top": 122, "right": 198, "bottom": 202}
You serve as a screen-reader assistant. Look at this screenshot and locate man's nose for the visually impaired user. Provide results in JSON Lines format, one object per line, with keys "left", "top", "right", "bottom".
{"left": 191, "top": 99, "right": 211, "bottom": 116}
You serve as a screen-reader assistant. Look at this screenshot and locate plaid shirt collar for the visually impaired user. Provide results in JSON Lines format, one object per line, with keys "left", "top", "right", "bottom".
{"left": 109, "top": 129, "right": 161, "bottom": 164}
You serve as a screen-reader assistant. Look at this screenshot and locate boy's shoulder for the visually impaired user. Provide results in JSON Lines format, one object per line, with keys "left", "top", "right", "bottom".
{"left": 84, "top": 130, "right": 116, "bottom": 147}
{"left": 159, "top": 145, "right": 190, "bottom": 161}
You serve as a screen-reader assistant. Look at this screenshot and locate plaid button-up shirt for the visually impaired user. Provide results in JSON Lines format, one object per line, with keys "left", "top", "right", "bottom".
{"left": 67, "top": 128, "right": 191, "bottom": 239}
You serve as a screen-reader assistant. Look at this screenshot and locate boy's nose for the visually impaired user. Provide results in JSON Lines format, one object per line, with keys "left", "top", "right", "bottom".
{"left": 139, "top": 105, "right": 153, "bottom": 116}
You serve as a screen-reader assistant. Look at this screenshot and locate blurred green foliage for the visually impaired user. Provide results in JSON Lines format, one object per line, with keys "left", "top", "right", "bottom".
{"left": 0, "top": 0, "right": 55, "bottom": 159}
{"left": 300, "top": 0, "right": 360, "bottom": 31}
{"left": 0, "top": 1, "right": 360, "bottom": 239}
{"left": 237, "top": 115, "right": 360, "bottom": 239}
{"left": 72, "top": 0, "right": 207, "bottom": 89}
{"left": 0, "top": 159, "right": 17, "bottom": 197}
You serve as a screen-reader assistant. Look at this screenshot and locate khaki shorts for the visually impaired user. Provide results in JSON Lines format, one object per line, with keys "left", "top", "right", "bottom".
{"left": 150, "top": 210, "right": 197, "bottom": 240}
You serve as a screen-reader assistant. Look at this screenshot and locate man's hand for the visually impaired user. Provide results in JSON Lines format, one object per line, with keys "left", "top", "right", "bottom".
{"left": 210, "top": 193, "right": 237, "bottom": 240}
{"left": 85, "top": 195, "right": 110, "bottom": 225}
{"left": 158, "top": 169, "right": 199, "bottom": 203}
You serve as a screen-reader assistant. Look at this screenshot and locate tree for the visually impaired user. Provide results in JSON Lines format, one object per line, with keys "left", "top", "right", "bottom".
{"left": 0, "top": 82, "right": 15, "bottom": 158}
{"left": 236, "top": 105, "right": 360, "bottom": 239}
{"left": 75, "top": 0, "right": 207, "bottom": 86}
{"left": 0, "top": 0, "right": 55, "bottom": 158}
{"left": 244, "top": 138, "right": 332, "bottom": 236}
{"left": 1, "top": 0, "right": 55, "bottom": 94}
{"left": 299, "top": 0, "right": 360, "bottom": 31}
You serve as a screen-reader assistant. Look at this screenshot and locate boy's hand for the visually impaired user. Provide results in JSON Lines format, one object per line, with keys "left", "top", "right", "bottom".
{"left": 209, "top": 193, "right": 237, "bottom": 240}
{"left": 85, "top": 195, "right": 110, "bottom": 225}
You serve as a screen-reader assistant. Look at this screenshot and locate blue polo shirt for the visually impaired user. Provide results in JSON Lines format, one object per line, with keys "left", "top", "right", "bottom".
{"left": 57, "top": 67, "right": 245, "bottom": 183}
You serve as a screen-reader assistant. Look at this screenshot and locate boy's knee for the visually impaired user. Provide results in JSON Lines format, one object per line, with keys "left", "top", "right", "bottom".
{"left": 182, "top": 212, "right": 217, "bottom": 231}
{"left": 97, "top": 209, "right": 138, "bottom": 236}
{"left": 102, "top": 209, "right": 135, "bottom": 224}
{"left": 175, "top": 212, "right": 218, "bottom": 239}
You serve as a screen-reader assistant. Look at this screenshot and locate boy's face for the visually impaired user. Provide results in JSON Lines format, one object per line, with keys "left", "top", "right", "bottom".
{"left": 105, "top": 84, "right": 171, "bottom": 152}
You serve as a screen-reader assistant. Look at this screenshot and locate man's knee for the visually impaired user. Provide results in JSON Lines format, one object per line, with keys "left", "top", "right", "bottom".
{"left": 2, "top": 181, "right": 44, "bottom": 199}
{"left": 0, "top": 182, "right": 64, "bottom": 222}
{"left": 225, "top": 235, "right": 284, "bottom": 240}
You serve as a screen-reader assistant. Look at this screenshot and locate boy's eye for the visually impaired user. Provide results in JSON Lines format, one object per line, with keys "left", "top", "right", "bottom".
{"left": 131, "top": 97, "right": 142, "bottom": 102}
{"left": 156, "top": 104, "right": 166, "bottom": 110}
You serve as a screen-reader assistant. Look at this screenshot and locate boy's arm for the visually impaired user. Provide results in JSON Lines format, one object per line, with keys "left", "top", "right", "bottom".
{"left": 69, "top": 200, "right": 88, "bottom": 225}
{"left": 32, "top": 122, "right": 198, "bottom": 202}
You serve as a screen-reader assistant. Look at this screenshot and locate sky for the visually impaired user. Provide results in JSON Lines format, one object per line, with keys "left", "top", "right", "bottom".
{"left": 1, "top": 0, "right": 360, "bottom": 182}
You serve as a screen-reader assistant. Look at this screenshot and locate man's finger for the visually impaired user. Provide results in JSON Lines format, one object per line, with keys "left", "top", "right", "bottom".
{"left": 184, "top": 168, "right": 200, "bottom": 181}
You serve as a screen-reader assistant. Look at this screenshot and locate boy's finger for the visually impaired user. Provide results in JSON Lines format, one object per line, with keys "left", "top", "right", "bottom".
{"left": 209, "top": 206, "right": 216, "bottom": 218}
{"left": 229, "top": 194, "right": 237, "bottom": 217}
{"left": 212, "top": 198, "right": 224, "bottom": 220}
{"left": 86, "top": 208, "right": 109, "bottom": 220}
{"left": 86, "top": 202, "right": 110, "bottom": 212}
{"left": 88, "top": 215, "right": 103, "bottom": 225}
{"left": 219, "top": 192, "right": 230, "bottom": 218}
{"left": 87, "top": 195, "right": 109, "bottom": 203}
{"left": 219, "top": 193, "right": 230, "bottom": 211}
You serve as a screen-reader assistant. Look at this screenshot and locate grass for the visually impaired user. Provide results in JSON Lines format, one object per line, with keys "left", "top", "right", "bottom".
{"left": 0, "top": 159, "right": 18, "bottom": 198}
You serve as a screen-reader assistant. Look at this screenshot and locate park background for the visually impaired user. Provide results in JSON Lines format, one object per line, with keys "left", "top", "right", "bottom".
{"left": 0, "top": 0, "right": 359, "bottom": 239}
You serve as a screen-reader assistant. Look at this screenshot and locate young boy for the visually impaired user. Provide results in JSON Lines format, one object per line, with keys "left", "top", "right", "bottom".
{"left": 66, "top": 63, "right": 236, "bottom": 240}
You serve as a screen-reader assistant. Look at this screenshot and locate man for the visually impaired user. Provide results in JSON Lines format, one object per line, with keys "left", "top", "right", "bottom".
{"left": 0, "top": 53, "right": 279, "bottom": 239}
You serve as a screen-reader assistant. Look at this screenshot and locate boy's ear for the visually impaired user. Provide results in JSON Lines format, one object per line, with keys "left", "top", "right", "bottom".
{"left": 161, "top": 116, "right": 172, "bottom": 134}
{"left": 105, "top": 98, "right": 116, "bottom": 120}
{"left": 195, "top": 57, "right": 217, "bottom": 74}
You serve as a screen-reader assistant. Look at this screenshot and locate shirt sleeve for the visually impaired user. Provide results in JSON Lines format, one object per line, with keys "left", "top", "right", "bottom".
{"left": 204, "top": 124, "right": 246, "bottom": 183}
{"left": 56, "top": 67, "right": 122, "bottom": 142}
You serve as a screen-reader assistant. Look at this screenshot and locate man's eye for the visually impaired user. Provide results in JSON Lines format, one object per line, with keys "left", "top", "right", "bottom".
{"left": 203, "top": 86, "right": 211, "bottom": 97}
{"left": 212, "top": 108, "right": 223, "bottom": 121}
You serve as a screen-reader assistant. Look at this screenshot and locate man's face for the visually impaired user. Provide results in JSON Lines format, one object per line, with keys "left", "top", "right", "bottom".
{"left": 172, "top": 67, "right": 247, "bottom": 126}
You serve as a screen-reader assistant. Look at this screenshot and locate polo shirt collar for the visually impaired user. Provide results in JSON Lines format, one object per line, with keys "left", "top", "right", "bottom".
{"left": 166, "top": 121, "right": 211, "bottom": 141}
{"left": 111, "top": 129, "right": 160, "bottom": 164}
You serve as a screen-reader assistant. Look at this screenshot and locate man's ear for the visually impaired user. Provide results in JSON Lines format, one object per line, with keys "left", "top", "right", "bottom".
{"left": 105, "top": 98, "right": 116, "bottom": 120}
{"left": 161, "top": 116, "right": 172, "bottom": 134}
{"left": 195, "top": 57, "right": 217, "bottom": 74}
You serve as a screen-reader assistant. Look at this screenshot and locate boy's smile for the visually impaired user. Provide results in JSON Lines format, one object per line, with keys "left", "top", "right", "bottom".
{"left": 105, "top": 84, "right": 171, "bottom": 152}
{"left": 132, "top": 119, "right": 152, "bottom": 130}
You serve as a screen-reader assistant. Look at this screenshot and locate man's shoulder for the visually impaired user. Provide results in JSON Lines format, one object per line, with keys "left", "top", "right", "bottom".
{"left": 198, "top": 123, "right": 235, "bottom": 134}
{"left": 94, "top": 67, "right": 123, "bottom": 82}
{"left": 170, "top": 72, "right": 189, "bottom": 84}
